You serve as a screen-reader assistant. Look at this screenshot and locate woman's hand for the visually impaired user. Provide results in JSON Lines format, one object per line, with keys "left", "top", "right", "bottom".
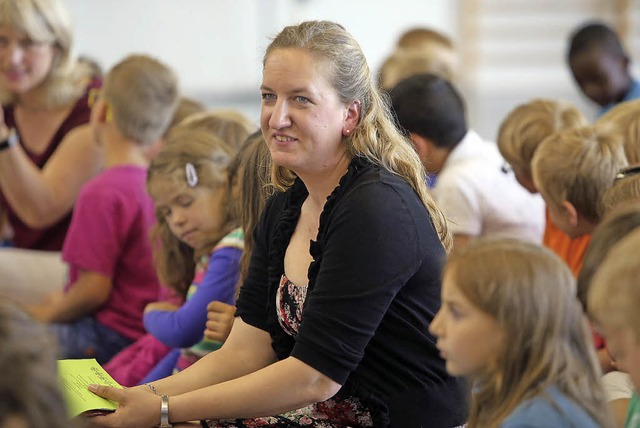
{"left": 87, "top": 384, "right": 162, "bottom": 428}
{"left": 204, "top": 301, "right": 235, "bottom": 343}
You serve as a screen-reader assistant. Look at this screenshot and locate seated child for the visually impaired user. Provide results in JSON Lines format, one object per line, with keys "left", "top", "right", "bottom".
{"left": 389, "top": 74, "right": 545, "bottom": 252}
{"left": 0, "top": 300, "right": 71, "bottom": 428}
{"left": 589, "top": 228, "right": 640, "bottom": 427}
{"left": 139, "top": 128, "right": 242, "bottom": 383}
{"left": 596, "top": 99, "right": 640, "bottom": 165}
{"left": 104, "top": 113, "right": 256, "bottom": 387}
{"left": 378, "top": 26, "right": 458, "bottom": 91}
{"left": 430, "top": 238, "right": 613, "bottom": 427}
{"left": 577, "top": 204, "right": 640, "bottom": 426}
{"left": 602, "top": 166, "right": 640, "bottom": 214}
{"left": 567, "top": 21, "right": 640, "bottom": 116}
{"left": 497, "top": 98, "right": 591, "bottom": 275}
{"left": 25, "top": 54, "right": 179, "bottom": 364}
{"left": 531, "top": 125, "right": 627, "bottom": 241}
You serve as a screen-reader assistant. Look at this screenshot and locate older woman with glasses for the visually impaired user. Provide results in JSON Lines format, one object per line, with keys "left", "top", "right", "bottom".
{"left": 0, "top": 0, "right": 103, "bottom": 303}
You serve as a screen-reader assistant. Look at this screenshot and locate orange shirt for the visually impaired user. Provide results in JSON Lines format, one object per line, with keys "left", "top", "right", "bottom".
{"left": 543, "top": 210, "right": 591, "bottom": 277}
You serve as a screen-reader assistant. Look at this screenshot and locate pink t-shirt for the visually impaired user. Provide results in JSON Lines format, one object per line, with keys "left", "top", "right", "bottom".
{"left": 62, "top": 165, "right": 159, "bottom": 340}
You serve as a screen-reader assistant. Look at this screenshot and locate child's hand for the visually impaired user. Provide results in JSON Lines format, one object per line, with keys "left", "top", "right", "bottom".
{"left": 25, "top": 289, "right": 65, "bottom": 322}
{"left": 144, "top": 301, "right": 179, "bottom": 314}
{"left": 204, "top": 301, "right": 235, "bottom": 343}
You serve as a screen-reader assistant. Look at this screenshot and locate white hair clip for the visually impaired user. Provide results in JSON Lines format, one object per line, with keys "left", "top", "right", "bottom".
{"left": 185, "top": 163, "right": 198, "bottom": 187}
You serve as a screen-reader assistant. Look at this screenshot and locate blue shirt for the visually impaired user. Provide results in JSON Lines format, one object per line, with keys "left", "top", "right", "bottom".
{"left": 500, "top": 386, "right": 599, "bottom": 428}
{"left": 600, "top": 79, "right": 640, "bottom": 116}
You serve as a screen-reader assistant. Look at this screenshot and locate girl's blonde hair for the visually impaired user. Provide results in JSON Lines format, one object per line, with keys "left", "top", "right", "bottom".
{"left": 147, "top": 128, "right": 237, "bottom": 295}
{"left": 264, "top": 20, "right": 451, "bottom": 250}
{"left": 0, "top": 0, "right": 93, "bottom": 108}
{"left": 445, "top": 239, "right": 612, "bottom": 428}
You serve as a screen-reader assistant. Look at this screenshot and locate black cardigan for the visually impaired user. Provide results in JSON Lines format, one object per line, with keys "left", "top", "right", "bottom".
{"left": 236, "top": 157, "right": 467, "bottom": 427}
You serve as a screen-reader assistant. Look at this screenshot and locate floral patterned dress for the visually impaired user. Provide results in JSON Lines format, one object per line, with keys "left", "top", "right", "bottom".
{"left": 204, "top": 274, "right": 373, "bottom": 427}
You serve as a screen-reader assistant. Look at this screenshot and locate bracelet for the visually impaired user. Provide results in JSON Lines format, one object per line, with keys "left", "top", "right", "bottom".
{"left": 160, "top": 395, "right": 173, "bottom": 428}
{"left": 145, "top": 382, "right": 160, "bottom": 396}
{"left": 0, "top": 129, "right": 18, "bottom": 152}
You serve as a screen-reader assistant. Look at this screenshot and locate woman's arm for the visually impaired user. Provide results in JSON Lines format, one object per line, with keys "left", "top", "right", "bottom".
{"left": 143, "top": 248, "right": 241, "bottom": 348}
{"left": 89, "top": 318, "right": 340, "bottom": 427}
{"left": 0, "top": 124, "right": 103, "bottom": 228}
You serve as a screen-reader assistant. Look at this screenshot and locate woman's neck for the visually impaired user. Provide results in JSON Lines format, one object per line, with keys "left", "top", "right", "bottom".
{"left": 299, "top": 152, "right": 352, "bottom": 207}
{"left": 16, "top": 87, "right": 51, "bottom": 112}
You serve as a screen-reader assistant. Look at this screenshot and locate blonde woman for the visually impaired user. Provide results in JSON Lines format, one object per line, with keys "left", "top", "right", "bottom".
{"left": 89, "top": 20, "right": 465, "bottom": 428}
{"left": 0, "top": 0, "right": 101, "bottom": 302}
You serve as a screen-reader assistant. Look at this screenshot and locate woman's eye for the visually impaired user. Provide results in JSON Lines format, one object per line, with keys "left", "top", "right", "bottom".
{"left": 261, "top": 93, "right": 276, "bottom": 102}
{"left": 294, "top": 95, "right": 310, "bottom": 104}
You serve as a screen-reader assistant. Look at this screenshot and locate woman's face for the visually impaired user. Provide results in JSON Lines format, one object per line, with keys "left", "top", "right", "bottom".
{"left": 429, "top": 270, "right": 504, "bottom": 378}
{"left": 260, "top": 48, "right": 354, "bottom": 178}
{"left": 0, "top": 25, "right": 56, "bottom": 95}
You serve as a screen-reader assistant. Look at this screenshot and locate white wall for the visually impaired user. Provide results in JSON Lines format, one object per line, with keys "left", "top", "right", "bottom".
{"left": 66, "top": 0, "right": 457, "bottom": 124}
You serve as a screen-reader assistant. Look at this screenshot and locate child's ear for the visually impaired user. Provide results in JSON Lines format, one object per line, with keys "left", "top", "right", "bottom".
{"left": 561, "top": 200, "right": 579, "bottom": 227}
{"left": 92, "top": 99, "right": 113, "bottom": 124}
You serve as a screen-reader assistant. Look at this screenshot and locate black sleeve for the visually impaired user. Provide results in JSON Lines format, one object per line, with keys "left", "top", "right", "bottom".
{"left": 291, "top": 181, "right": 427, "bottom": 384}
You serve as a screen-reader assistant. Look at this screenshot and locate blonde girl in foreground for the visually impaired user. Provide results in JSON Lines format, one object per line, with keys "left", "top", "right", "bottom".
{"left": 430, "top": 238, "right": 613, "bottom": 428}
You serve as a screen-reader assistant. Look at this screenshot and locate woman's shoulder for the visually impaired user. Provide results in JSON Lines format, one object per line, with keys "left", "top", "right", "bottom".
{"left": 500, "top": 387, "right": 599, "bottom": 428}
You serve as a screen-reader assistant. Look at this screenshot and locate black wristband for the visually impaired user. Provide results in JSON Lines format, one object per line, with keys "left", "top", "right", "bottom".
{"left": 0, "top": 129, "right": 18, "bottom": 152}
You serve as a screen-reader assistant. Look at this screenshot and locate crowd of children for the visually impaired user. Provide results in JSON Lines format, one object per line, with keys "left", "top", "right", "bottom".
{"left": 1, "top": 0, "right": 640, "bottom": 427}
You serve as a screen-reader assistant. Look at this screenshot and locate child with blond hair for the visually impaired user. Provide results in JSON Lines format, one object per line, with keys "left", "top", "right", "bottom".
{"left": 589, "top": 228, "right": 640, "bottom": 427}
{"left": 602, "top": 167, "right": 640, "bottom": 214}
{"left": 430, "top": 238, "right": 612, "bottom": 427}
{"left": 531, "top": 125, "right": 627, "bottom": 241}
{"left": 596, "top": 99, "right": 640, "bottom": 165}
{"left": 577, "top": 205, "right": 640, "bottom": 426}
{"left": 497, "top": 98, "right": 592, "bottom": 276}
{"left": 25, "top": 54, "right": 179, "bottom": 364}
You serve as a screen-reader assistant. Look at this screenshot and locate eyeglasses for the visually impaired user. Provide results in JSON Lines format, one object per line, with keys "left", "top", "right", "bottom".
{"left": 614, "top": 165, "right": 640, "bottom": 182}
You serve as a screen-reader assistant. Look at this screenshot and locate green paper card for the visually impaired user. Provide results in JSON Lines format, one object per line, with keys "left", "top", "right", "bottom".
{"left": 57, "top": 358, "right": 122, "bottom": 417}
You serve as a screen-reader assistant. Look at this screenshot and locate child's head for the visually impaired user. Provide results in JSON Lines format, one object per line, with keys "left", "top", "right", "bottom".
{"left": 173, "top": 109, "right": 256, "bottom": 152}
{"left": 430, "top": 238, "right": 608, "bottom": 427}
{"left": 567, "top": 21, "right": 631, "bottom": 108}
{"left": 0, "top": 300, "right": 69, "bottom": 428}
{"left": 389, "top": 73, "right": 467, "bottom": 173}
{"left": 100, "top": 54, "right": 179, "bottom": 145}
{"left": 596, "top": 99, "right": 640, "bottom": 164}
{"left": 589, "top": 227, "right": 640, "bottom": 390}
{"left": 147, "top": 128, "right": 236, "bottom": 293}
{"left": 163, "top": 96, "right": 206, "bottom": 136}
{"left": 378, "top": 27, "right": 457, "bottom": 91}
{"left": 497, "top": 98, "right": 587, "bottom": 193}
{"left": 531, "top": 125, "right": 628, "bottom": 237}
{"left": 602, "top": 166, "right": 640, "bottom": 214}
{"left": 577, "top": 203, "right": 640, "bottom": 311}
